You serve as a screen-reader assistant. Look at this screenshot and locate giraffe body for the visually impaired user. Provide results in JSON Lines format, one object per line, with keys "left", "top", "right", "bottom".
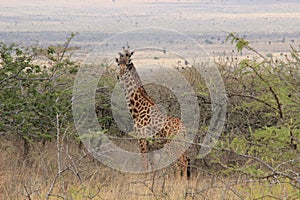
{"left": 116, "top": 47, "right": 190, "bottom": 179}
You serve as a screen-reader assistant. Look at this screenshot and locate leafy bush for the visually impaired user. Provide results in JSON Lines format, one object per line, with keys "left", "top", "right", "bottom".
{"left": 207, "top": 33, "right": 300, "bottom": 189}
{"left": 0, "top": 33, "right": 79, "bottom": 156}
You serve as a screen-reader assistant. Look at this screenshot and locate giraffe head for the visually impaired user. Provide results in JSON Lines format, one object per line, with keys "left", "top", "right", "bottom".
{"left": 116, "top": 46, "right": 134, "bottom": 79}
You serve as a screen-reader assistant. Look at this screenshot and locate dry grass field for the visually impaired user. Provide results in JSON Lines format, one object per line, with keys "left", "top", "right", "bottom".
{"left": 1, "top": 137, "right": 299, "bottom": 200}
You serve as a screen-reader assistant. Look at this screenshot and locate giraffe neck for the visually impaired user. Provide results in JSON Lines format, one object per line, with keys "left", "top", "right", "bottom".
{"left": 118, "top": 64, "right": 165, "bottom": 129}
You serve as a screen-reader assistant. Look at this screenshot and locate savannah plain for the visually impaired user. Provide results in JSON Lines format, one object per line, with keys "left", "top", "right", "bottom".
{"left": 0, "top": 0, "right": 300, "bottom": 199}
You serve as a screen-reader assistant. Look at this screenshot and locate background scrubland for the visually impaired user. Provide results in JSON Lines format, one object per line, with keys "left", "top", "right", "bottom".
{"left": 0, "top": 33, "right": 299, "bottom": 199}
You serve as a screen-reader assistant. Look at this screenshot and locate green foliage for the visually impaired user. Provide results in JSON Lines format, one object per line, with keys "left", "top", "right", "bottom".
{"left": 226, "top": 32, "right": 249, "bottom": 52}
{"left": 209, "top": 33, "right": 300, "bottom": 189}
{"left": 0, "top": 33, "right": 79, "bottom": 146}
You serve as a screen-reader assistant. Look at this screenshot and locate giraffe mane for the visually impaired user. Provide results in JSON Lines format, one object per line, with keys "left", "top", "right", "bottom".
{"left": 137, "top": 87, "right": 155, "bottom": 106}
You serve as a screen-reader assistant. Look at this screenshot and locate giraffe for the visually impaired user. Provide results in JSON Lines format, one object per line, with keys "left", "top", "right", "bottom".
{"left": 115, "top": 47, "right": 190, "bottom": 179}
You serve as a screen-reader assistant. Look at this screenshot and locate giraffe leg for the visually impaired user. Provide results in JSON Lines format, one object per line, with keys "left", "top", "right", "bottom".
{"left": 163, "top": 144, "right": 189, "bottom": 179}
{"left": 177, "top": 154, "right": 189, "bottom": 180}
{"left": 139, "top": 139, "right": 149, "bottom": 171}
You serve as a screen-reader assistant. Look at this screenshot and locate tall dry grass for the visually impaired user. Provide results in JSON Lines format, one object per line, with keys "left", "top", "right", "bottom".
{"left": 1, "top": 136, "right": 299, "bottom": 200}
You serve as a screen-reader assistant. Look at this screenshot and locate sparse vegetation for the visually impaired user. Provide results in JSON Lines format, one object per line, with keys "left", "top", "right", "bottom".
{"left": 0, "top": 33, "right": 299, "bottom": 199}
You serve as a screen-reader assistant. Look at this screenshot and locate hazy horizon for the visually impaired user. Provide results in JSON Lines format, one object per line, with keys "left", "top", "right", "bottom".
{"left": 0, "top": 0, "right": 299, "bottom": 55}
